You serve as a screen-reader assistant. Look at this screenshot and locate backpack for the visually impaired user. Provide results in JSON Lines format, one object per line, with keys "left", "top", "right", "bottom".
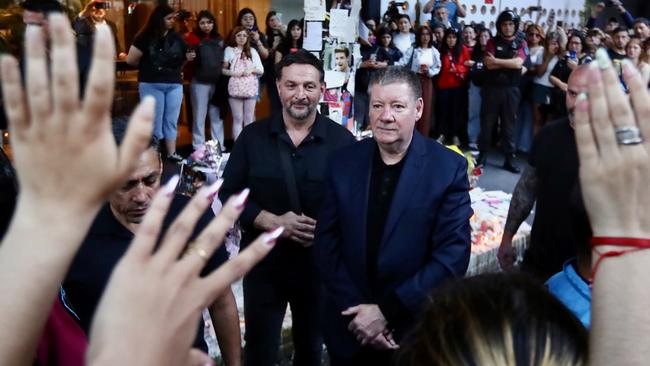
{"left": 194, "top": 38, "right": 224, "bottom": 83}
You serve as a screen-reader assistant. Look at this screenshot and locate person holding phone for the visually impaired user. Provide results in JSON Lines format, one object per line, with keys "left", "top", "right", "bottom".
{"left": 236, "top": 8, "right": 270, "bottom": 61}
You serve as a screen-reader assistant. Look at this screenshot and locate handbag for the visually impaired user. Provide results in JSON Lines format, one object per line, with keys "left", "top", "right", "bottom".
{"left": 227, "top": 51, "right": 258, "bottom": 98}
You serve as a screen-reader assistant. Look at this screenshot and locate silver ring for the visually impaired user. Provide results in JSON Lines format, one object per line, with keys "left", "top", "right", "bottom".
{"left": 615, "top": 126, "right": 644, "bottom": 145}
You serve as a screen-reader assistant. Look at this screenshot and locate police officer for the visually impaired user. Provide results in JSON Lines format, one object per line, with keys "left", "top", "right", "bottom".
{"left": 477, "top": 10, "right": 527, "bottom": 173}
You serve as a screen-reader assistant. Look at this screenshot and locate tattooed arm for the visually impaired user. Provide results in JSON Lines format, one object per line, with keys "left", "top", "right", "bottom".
{"left": 498, "top": 166, "right": 539, "bottom": 270}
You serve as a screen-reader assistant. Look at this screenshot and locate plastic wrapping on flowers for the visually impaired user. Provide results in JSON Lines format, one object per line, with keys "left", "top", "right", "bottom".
{"left": 445, "top": 144, "right": 481, "bottom": 189}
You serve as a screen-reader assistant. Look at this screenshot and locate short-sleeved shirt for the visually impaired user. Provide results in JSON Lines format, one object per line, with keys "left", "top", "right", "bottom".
{"left": 523, "top": 119, "right": 579, "bottom": 281}
{"left": 132, "top": 31, "right": 187, "bottom": 84}
{"left": 63, "top": 195, "right": 228, "bottom": 351}
{"left": 430, "top": 0, "right": 460, "bottom": 26}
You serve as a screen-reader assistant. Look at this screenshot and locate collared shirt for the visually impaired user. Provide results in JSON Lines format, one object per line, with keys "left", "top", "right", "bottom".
{"left": 219, "top": 113, "right": 355, "bottom": 255}
{"left": 546, "top": 259, "right": 592, "bottom": 328}
{"left": 63, "top": 195, "right": 227, "bottom": 351}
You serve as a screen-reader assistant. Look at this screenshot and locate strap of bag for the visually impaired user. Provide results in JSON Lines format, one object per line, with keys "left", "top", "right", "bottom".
{"left": 276, "top": 136, "right": 302, "bottom": 214}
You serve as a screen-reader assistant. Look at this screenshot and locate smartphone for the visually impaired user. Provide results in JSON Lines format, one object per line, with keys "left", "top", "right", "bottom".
{"left": 557, "top": 20, "right": 564, "bottom": 27}
{"left": 568, "top": 50, "right": 577, "bottom": 61}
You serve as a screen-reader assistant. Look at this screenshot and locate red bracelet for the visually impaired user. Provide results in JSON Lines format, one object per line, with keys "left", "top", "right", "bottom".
{"left": 590, "top": 237, "right": 650, "bottom": 282}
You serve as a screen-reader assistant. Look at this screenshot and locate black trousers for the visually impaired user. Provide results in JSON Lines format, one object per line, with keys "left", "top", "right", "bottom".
{"left": 328, "top": 346, "right": 396, "bottom": 366}
{"left": 243, "top": 264, "right": 322, "bottom": 366}
{"left": 478, "top": 85, "right": 520, "bottom": 155}
{"left": 436, "top": 87, "right": 466, "bottom": 140}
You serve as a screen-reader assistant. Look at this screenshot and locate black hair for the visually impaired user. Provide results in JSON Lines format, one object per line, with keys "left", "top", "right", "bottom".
{"left": 265, "top": 10, "right": 280, "bottom": 39}
{"left": 396, "top": 13, "right": 411, "bottom": 22}
{"left": 612, "top": 26, "right": 629, "bottom": 35}
{"left": 440, "top": 28, "right": 463, "bottom": 61}
{"left": 112, "top": 116, "right": 160, "bottom": 153}
{"left": 369, "top": 66, "right": 422, "bottom": 100}
{"left": 20, "top": 0, "right": 63, "bottom": 13}
{"left": 237, "top": 8, "right": 258, "bottom": 30}
{"left": 193, "top": 10, "right": 220, "bottom": 39}
{"left": 275, "top": 49, "right": 325, "bottom": 83}
{"left": 634, "top": 17, "right": 650, "bottom": 26}
{"left": 376, "top": 26, "right": 396, "bottom": 49}
{"left": 608, "top": 17, "right": 619, "bottom": 24}
{"left": 136, "top": 4, "right": 175, "bottom": 41}
{"left": 334, "top": 47, "right": 350, "bottom": 57}
{"left": 397, "top": 273, "right": 588, "bottom": 365}
{"left": 278, "top": 19, "right": 303, "bottom": 51}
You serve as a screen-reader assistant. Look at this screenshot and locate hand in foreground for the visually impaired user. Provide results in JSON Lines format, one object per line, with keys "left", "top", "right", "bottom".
{"left": 0, "top": 15, "right": 153, "bottom": 220}
{"left": 274, "top": 211, "right": 316, "bottom": 246}
{"left": 368, "top": 331, "right": 399, "bottom": 350}
{"left": 342, "top": 304, "right": 391, "bottom": 346}
{"left": 497, "top": 235, "right": 517, "bottom": 271}
{"left": 573, "top": 49, "right": 650, "bottom": 239}
{"left": 88, "top": 179, "right": 281, "bottom": 365}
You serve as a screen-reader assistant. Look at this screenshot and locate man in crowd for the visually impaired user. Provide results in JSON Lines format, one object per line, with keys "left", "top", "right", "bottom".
{"left": 633, "top": 18, "right": 650, "bottom": 42}
{"left": 477, "top": 10, "right": 527, "bottom": 173}
{"left": 73, "top": 0, "right": 124, "bottom": 58}
{"left": 423, "top": 0, "right": 465, "bottom": 29}
{"left": 219, "top": 50, "right": 355, "bottom": 366}
{"left": 586, "top": 1, "right": 635, "bottom": 30}
{"left": 63, "top": 118, "right": 242, "bottom": 366}
{"left": 334, "top": 47, "right": 351, "bottom": 75}
{"left": 430, "top": 4, "right": 460, "bottom": 33}
{"left": 315, "top": 66, "right": 472, "bottom": 365}
{"left": 608, "top": 26, "right": 630, "bottom": 60}
{"left": 498, "top": 65, "right": 590, "bottom": 282}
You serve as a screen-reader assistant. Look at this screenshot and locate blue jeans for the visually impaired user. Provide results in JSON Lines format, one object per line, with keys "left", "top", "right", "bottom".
{"left": 467, "top": 82, "right": 481, "bottom": 144}
{"left": 190, "top": 80, "right": 223, "bottom": 149}
{"left": 138, "top": 82, "right": 183, "bottom": 141}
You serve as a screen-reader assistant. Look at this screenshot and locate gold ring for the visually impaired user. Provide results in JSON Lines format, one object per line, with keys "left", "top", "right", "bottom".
{"left": 184, "top": 242, "right": 209, "bottom": 261}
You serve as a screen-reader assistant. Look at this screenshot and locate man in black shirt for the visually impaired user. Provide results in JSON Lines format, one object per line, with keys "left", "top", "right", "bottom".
{"left": 219, "top": 50, "right": 355, "bottom": 366}
{"left": 64, "top": 118, "right": 242, "bottom": 364}
{"left": 315, "top": 66, "right": 472, "bottom": 365}
{"left": 498, "top": 65, "right": 590, "bottom": 282}
{"left": 607, "top": 27, "right": 630, "bottom": 61}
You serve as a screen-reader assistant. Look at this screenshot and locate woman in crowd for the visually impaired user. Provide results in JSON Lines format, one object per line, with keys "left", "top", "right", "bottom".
{"left": 466, "top": 27, "right": 492, "bottom": 150}
{"left": 376, "top": 26, "right": 403, "bottom": 64}
{"left": 549, "top": 32, "right": 586, "bottom": 118}
{"left": 265, "top": 11, "right": 285, "bottom": 52}
{"left": 184, "top": 10, "right": 225, "bottom": 149}
{"left": 396, "top": 25, "right": 440, "bottom": 137}
{"left": 265, "top": 11, "right": 284, "bottom": 111}
{"left": 223, "top": 26, "right": 264, "bottom": 140}
{"left": 531, "top": 31, "right": 563, "bottom": 134}
{"left": 127, "top": 4, "right": 187, "bottom": 161}
{"left": 236, "top": 8, "right": 270, "bottom": 60}
{"left": 274, "top": 19, "right": 303, "bottom": 63}
{"left": 626, "top": 37, "right": 650, "bottom": 85}
{"left": 392, "top": 14, "right": 416, "bottom": 54}
{"left": 462, "top": 24, "right": 477, "bottom": 48}
{"left": 436, "top": 28, "right": 470, "bottom": 145}
{"left": 526, "top": 24, "right": 546, "bottom": 73}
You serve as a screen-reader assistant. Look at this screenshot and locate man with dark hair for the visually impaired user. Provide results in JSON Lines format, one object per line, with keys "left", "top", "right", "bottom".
{"left": 477, "top": 10, "right": 528, "bottom": 173}
{"left": 64, "top": 117, "right": 243, "bottom": 365}
{"left": 315, "top": 66, "right": 472, "bottom": 365}
{"left": 220, "top": 49, "right": 355, "bottom": 366}
{"left": 498, "top": 65, "right": 590, "bottom": 282}
{"left": 334, "top": 48, "right": 351, "bottom": 73}
{"left": 19, "top": 0, "right": 64, "bottom": 27}
{"left": 608, "top": 27, "right": 630, "bottom": 60}
{"left": 633, "top": 18, "right": 650, "bottom": 42}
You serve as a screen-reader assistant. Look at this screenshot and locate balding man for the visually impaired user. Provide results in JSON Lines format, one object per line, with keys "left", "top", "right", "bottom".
{"left": 498, "top": 65, "right": 590, "bottom": 281}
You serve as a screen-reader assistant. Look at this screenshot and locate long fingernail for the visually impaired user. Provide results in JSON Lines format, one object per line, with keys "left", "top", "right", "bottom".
{"left": 201, "top": 179, "right": 223, "bottom": 202}
{"left": 263, "top": 227, "right": 284, "bottom": 246}
{"left": 233, "top": 188, "right": 250, "bottom": 209}
{"left": 161, "top": 175, "right": 179, "bottom": 197}
{"left": 595, "top": 48, "right": 612, "bottom": 69}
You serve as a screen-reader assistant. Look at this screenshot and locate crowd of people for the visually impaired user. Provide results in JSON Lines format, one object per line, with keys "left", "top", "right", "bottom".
{"left": 2, "top": 1, "right": 650, "bottom": 366}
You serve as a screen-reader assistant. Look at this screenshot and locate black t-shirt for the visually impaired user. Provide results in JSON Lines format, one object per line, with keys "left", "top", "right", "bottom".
{"left": 523, "top": 119, "right": 579, "bottom": 281}
{"left": 132, "top": 31, "right": 187, "bottom": 84}
{"left": 63, "top": 195, "right": 228, "bottom": 351}
{"left": 607, "top": 48, "right": 627, "bottom": 61}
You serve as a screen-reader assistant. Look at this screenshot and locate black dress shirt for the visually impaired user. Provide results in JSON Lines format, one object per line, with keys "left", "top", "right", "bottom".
{"left": 219, "top": 113, "right": 355, "bottom": 267}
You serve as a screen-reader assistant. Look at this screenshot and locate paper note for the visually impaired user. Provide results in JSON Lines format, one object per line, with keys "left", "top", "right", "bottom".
{"left": 303, "top": 21, "right": 323, "bottom": 51}
{"left": 304, "top": 0, "right": 326, "bottom": 21}
{"left": 330, "top": 9, "right": 356, "bottom": 43}
{"left": 358, "top": 21, "right": 369, "bottom": 43}
{"left": 324, "top": 70, "right": 347, "bottom": 89}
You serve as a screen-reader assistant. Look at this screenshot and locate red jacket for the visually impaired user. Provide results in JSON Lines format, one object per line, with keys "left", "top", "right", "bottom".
{"left": 437, "top": 46, "right": 471, "bottom": 90}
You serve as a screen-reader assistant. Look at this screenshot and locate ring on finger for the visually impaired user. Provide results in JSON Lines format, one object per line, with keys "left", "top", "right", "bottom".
{"left": 183, "top": 241, "right": 209, "bottom": 261}
{"left": 615, "top": 126, "right": 644, "bottom": 145}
